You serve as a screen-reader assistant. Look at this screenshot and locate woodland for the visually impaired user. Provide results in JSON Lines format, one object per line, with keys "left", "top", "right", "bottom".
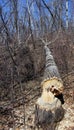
{"left": 0, "top": 0, "right": 74, "bottom": 130}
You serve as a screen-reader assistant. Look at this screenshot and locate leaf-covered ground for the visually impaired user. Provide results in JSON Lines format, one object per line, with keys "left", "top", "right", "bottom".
{"left": 0, "top": 73, "right": 74, "bottom": 130}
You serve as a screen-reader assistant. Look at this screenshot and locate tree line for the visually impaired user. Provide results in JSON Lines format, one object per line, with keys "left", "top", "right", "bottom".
{"left": 0, "top": 0, "right": 74, "bottom": 46}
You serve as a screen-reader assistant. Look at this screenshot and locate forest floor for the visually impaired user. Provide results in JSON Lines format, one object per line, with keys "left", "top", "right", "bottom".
{"left": 0, "top": 30, "right": 74, "bottom": 130}
{"left": 0, "top": 73, "right": 74, "bottom": 130}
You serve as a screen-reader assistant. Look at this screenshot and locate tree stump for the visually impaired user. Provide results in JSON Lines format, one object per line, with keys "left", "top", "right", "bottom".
{"left": 35, "top": 92, "right": 64, "bottom": 130}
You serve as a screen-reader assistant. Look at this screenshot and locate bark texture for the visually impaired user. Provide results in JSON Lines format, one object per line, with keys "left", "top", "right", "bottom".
{"left": 35, "top": 45, "right": 64, "bottom": 129}
{"left": 44, "top": 45, "right": 61, "bottom": 79}
{"left": 35, "top": 97, "right": 64, "bottom": 130}
{"left": 42, "top": 45, "right": 64, "bottom": 95}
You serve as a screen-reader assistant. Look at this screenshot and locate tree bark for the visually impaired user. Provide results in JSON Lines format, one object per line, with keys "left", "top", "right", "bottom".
{"left": 44, "top": 45, "right": 61, "bottom": 79}
{"left": 42, "top": 45, "right": 64, "bottom": 95}
{"left": 35, "top": 45, "right": 64, "bottom": 129}
{"left": 66, "top": 0, "right": 68, "bottom": 29}
{"left": 35, "top": 96, "right": 64, "bottom": 130}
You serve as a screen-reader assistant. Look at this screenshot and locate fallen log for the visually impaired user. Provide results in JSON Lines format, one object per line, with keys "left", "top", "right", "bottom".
{"left": 42, "top": 45, "right": 64, "bottom": 95}
{"left": 35, "top": 45, "right": 64, "bottom": 130}
{"left": 40, "top": 45, "right": 64, "bottom": 104}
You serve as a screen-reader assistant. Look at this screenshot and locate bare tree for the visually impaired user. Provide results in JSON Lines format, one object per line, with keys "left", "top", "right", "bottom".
{"left": 66, "top": 0, "right": 68, "bottom": 29}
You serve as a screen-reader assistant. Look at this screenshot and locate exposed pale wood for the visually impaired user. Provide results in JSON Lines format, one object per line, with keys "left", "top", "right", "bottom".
{"left": 35, "top": 44, "right": 64, "bottom": 129}
{"left": 42, "top": 45, "right": 64, "bottom": 96}
{"left": 35, "top": 96, "right": 64, "bottom": 130}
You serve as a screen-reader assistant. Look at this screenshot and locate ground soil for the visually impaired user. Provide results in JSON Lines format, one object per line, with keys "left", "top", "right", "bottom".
{"left": 0, "top": 73, "right": 74, "bottom": 130}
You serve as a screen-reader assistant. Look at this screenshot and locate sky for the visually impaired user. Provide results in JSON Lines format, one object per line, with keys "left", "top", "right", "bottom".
{"left": 0, "top": 0, "right": 74, "bottom": 23}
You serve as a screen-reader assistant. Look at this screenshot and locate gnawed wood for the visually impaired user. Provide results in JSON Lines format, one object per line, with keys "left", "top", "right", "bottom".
{"left": 42, "top": 45, "right": 64, "bottom": 96}
{"left": 35, "top": 95, "right": 64, "bottom": 130}
{"left": 41, "top": 77, "right": 63, "bottom": 96}
{"left": 35, "top": 45, "right": 64, "bottom": 129}
{"left": 35, "top": 89, "right": 64, "bottom": 129}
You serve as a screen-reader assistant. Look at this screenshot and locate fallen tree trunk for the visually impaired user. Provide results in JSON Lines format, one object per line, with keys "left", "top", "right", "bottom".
{"left": 44, "top": 45, "right": 61, "bottom": 79}
{"left": 42, "top": 45, "right": 64, "bottom": 95}
{"left": 35, "top": 45, "right": 64, "bottom": 130}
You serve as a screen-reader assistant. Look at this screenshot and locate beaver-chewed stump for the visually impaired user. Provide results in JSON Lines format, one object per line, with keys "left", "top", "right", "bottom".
{"left": 35, "top": 44, "right": 64, "bottom": 130}
{"left": 35, "top": 94, "right": 64, "bottom": 130}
